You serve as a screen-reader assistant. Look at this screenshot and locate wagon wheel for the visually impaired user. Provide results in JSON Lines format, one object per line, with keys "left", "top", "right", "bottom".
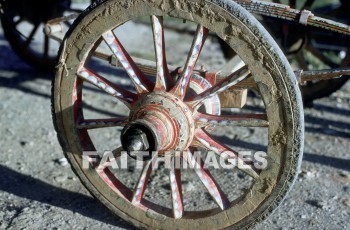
{"left": 297, "top": 43, "right": 350, "bottom": 105}
{"left": 221, "top": 0, "right": 349, "bottom": 104}
{"left": 274, "top": 0, "right": 349, "bottom": 104}
{"left": 1, "top": 0, "right": 71, "bottom": 71}
{"left": 52, "top": 0, "right": 303, "bottom": 229}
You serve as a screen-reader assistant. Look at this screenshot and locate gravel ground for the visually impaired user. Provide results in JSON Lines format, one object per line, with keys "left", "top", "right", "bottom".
{"left": 0, "top": 3, "right": 349, "bottom": 229}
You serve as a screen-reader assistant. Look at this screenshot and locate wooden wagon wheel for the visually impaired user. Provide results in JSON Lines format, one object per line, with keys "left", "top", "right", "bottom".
{"left": 273, "top": 0, "right": 350, "bottom": 104}
{"left": 0, "top": 0, "right": 71, "bottom": 71}
{"left": 52, "top": 0, "right": 304, "bottom": 229}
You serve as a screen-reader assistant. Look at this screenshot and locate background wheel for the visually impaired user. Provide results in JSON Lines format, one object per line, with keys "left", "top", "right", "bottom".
{"left": 271, "top": 0, "right": 349, "bottom": 105}
{"left": 1, "top": 0, "right": 71, "bottom": 71}
{"left": 52, "top": 0, "right": 304, "bottom": 229}
{"left": 220, "top": 0, "right": 350, "bottom": 105}
{"left": 295, "top": 43, "right": 350, "bottom": 106}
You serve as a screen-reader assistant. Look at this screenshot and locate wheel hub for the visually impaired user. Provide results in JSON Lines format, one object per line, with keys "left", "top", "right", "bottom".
{"left": 122, "top": 91, "right": 195, "bottom": 154}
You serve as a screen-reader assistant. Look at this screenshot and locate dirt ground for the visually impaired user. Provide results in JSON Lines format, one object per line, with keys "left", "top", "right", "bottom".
{"left": 0, "top": 3, "right": 349, "bottom": 230}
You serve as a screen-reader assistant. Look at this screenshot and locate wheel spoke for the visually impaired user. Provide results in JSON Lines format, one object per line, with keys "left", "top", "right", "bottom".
{"left": 169, "top": 157, "right": 184, "bottom": 218}
{"left": 305, "top": 45, "right": 336, "bottom": 68}
{"left": 73, "top": 78, "right": 83, "bottom": 121}
{"left": 98, "top": 168, "right": 133, "bottom": 201}
{"left": 95, "top": 147, "right": 124, "bottom": 170}
{"left": 194, "top": 129, "right": 259, "bottom": 179}
{"left": 187, "top": 66, "right": 250, "bottom": 110}
{"left": 151, "top": 16, "right": 171, "bottom": 91}
{"left": 290, "top": 0, "right": 296, "bottom": 8}
{"left": 102, "top": 30, "right": 152, "bottom": 94}
{"left": 302, "top": 0, "right": 315, "bottom": 9}
{"left": 43, "top": 34, "right": 49, "bottom": 58}
{"left": 77, "top": 117, "right": 129, "bottom": 130}
{"left": 132, "top": 159, "right": 154, "bottom": 204}
{"left": 23, "top": 24, "right": 39, "bottom": 48}
{"left": 170, "top": 25, "right": 208, "bottom": 99}
{"left": 184, "top": 150, "right": 229, "bottom": 210}
{"left": 195, "top": 113, "right": 268, "bottom": 128}
{"left": 14, "top": 17, "right": 23, "bottom": 26}
{"left": 77, "top": 67, "right": 137, "bottom": 106}
{"left": 295, "top": 51, "right": 308, "bottom": 70}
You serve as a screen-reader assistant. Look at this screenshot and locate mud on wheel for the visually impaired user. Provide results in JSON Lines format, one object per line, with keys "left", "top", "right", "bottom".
{"left": 52, "top": 0, "right": 304, "bottom": 229}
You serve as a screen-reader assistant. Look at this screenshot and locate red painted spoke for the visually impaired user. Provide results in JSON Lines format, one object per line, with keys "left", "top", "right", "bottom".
{"left": 77, "top": 67, "right": 137, "bottom": 106}
{"left": 170, "top": 25, "right": 208, "bottom": 99}
{"left": 77, "top": 117, "right": 129, "bottom": 130}
{"left": 132, "top": 159, "right": 154, "bottom": 204}
{"left": 184, "top": 150, "right": 229, "bottom": 210}
{"left": 195, "top": 113, "right": 268, "bottom": 128}
{"left": 102, "top": 31, "right": 152, "bottom": 94}
{"left": 98, "top": 168, "right": 132, "bottom": 201}
{"left": 194, "top": 129, "right": 259, "bottom": 179}
{"left": 73, "top": 78, "right": 83, "bottom": 121}
{"left": 94, "top": 147, "right": 123, "bottom": 170}
{"left": 151, "top": 16, "right": 171, "bottom": 91}
{"left": 23, "top": 24, "right": 39, "bottom": 48}
{"left": 169, "top": 157, "right": 184, "bottom": 218}
{"left": 187, "top": 66, "right": 250, "bottom": 110}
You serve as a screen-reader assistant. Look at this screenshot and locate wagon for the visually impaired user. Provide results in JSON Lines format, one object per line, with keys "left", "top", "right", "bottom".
{"left": 2, "top": 0, "right": 349, "bottom": 229}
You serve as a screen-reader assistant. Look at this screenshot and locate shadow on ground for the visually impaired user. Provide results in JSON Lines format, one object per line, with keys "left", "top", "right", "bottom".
{"left": 0, "top": 165, "right": 132, "bottom": 228}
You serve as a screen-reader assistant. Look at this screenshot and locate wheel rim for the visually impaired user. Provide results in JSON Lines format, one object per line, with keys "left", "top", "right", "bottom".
{"left": 54, "top": 0, "right": 303, "bottom": 228}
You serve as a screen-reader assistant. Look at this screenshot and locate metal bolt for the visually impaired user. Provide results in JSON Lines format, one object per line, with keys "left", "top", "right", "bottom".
{"left": 127, "top": 139, "right": 144, "bottom": 151}
{"left": 126, "top": 132, "right": 150, "bottom": 152}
